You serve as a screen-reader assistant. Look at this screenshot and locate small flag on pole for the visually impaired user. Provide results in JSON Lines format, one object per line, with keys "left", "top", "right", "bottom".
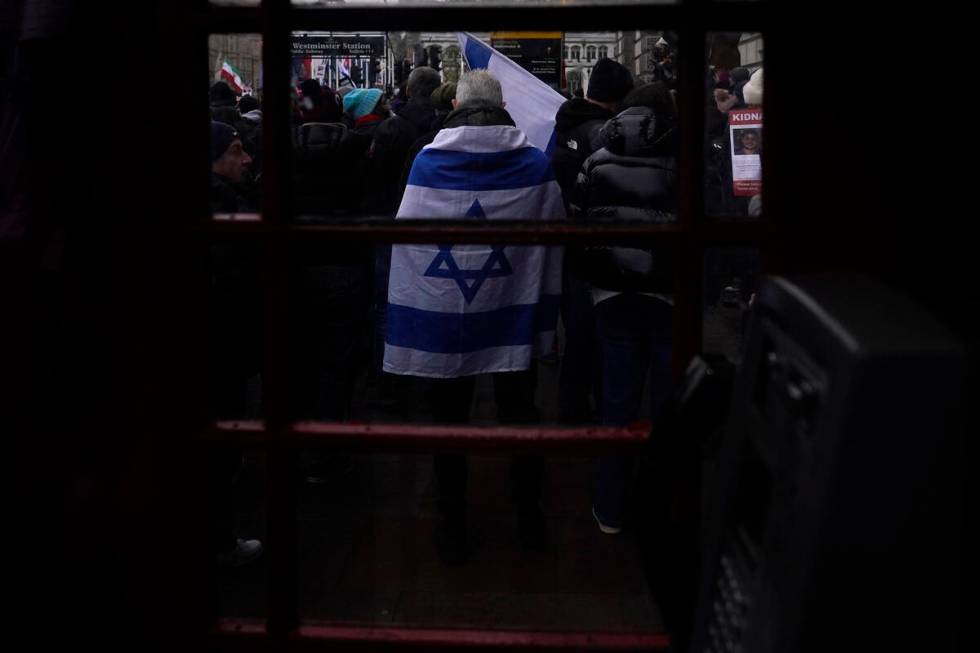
{"left": 220, "top": 60, "right": 245, "bottom": 94}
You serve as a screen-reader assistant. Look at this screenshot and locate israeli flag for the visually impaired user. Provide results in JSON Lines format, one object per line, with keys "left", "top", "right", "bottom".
{"left": 456, "top": 32, "right": 566, "bottom": 156}
{"left": 383, "top": 125, "right": 565, "bottom": 379}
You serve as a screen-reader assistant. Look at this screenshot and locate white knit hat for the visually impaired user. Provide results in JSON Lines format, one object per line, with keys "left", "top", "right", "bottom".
{"left": 743, "top": 68, "right": 763, "bottom": 106}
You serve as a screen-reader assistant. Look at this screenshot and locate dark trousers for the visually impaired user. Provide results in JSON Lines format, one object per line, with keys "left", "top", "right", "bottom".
{"left": 288, "top": 261, "right": 371, "bottom": 420}
{"left": 426, "top": 368, "right": 543, "bottom": 521}
{"left": 558, "top": 270, "right": 601, "bottom": 423}
{"left": 593, "top": 294, "right": 673, "bottom": 527}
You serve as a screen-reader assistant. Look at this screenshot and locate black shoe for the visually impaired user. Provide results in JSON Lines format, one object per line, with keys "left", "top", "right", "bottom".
{"left": 434, "top": 518, "right": 468, "bottom": 566}
{"left": 518, "top": 507, "right": 549, "bottom": 552}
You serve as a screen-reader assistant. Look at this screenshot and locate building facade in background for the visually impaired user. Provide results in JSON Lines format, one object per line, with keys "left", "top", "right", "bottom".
{"left": 209, "top": 34, "right": 263, "bottom": 93}
{"left": 208, "top": 31, "right": 760, "bottom": 98}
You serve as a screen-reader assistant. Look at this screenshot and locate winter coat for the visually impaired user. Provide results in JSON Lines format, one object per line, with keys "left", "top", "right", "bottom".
{"left": 570, "top": 106, "right": 678, "bottom": 294}
{"left": 550, "top": 98, "right": 615, "bottom": 211}
{"left": 441, "top": 103, "right": 516, "bottom": 129}
{"left": 399, "top": 109, "right": 452, "bottom": 191}
{"left": 210, "top": 173, "right": 253, "bottom": 213}
{"left": 369, "top": 96, "right": 436, "bottom": 214}
{"left": 293, "top": 121, "right": 368, "bottom": 217}
{"left": 292, "top": 122, "right": 372, "bottom": 267}
{"left": 237, "top": 110, "right": 263, "bottom": 177}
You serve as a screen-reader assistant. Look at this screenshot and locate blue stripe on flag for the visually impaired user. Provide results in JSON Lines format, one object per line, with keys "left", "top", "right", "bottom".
{"left": 464, "top": 36, "right": 492, "bottom": 70}
{"left": 386, "top": 295, "right": 561, "bottom": 354}
{"left": 408, "top": 147, "right": 555, "bottom": 191}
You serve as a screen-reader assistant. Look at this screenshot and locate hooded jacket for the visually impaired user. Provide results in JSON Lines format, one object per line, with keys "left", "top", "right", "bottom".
{"left": 293, "top": 121, "right": 370, "bottom": 218}
{"left": 570, "top": 106, "right": 678, "bottom": 294}
{"left": 550, "top": 98, "right": 616, "bottom": 210}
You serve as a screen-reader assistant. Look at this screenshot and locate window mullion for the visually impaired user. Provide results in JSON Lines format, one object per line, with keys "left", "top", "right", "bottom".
{"left": 673, "top": 1, "right": 708, "bottom": 378}
{"left": 260, "top": 0, "right": 299, "bottom": 641}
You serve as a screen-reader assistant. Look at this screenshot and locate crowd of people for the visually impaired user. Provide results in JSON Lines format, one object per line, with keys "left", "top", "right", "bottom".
{"left": 207, "top": 54, "right": 758, "bottom": 566}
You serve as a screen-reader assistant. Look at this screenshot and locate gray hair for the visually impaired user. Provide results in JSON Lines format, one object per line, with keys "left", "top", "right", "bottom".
{"left": 455, "top": 70, "right": 503, "bottom": 108}
{"left": 407, "top": 66, "right": 441, "bottom": 99}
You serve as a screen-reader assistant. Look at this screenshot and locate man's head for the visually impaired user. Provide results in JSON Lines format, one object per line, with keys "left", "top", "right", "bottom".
{"left": 238, "top": 95, "right": 259, "bottom": 114}
{"left": 453, "top": 70, "right": 503, "bottom": 109}
{"left": 211, "top": 121, "right": 251, "bottom": 182}
{"left": 623, "top": 81, "right": 675, "bottom": 119}
{"left": 300, "top": 78, "right": 321, "bottom": 103}
{"left": 730, "top": 67, "right": 751, "bottom": 85}
{"left": 585, "top": 58, "right": 634, "bottom": 111}
{"left": 406, "top": 66, "right": 441, "bottom": 99}
{"left": 430, "top": 81, "right": 457, "bottom": 113}
{"left": 209, "top": 81, "right": 237, "bottom": 108}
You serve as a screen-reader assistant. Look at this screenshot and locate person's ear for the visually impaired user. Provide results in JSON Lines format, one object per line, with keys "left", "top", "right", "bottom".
{"left": 502, "top": 101, "right": 506, "bottom": 108}
{"left": 452, "top": 98, "right": 459, "bottom": 109}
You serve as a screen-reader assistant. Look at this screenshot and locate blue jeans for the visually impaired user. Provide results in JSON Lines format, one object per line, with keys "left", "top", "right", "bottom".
{"left": 593, "top": 293, "right": 673, "bottom": 528}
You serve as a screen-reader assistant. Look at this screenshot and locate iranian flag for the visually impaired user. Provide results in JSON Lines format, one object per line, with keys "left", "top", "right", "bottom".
{"left": 220, "top": 60, "right": 245, "bottom": 94}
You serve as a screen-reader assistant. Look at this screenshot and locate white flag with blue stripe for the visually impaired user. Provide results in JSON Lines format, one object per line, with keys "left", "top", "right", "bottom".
{"left": 456, "top": 32, "right": 566, "bottom": 155}
{"left": 383, "top": 124, "right": 565, "bottom": 378}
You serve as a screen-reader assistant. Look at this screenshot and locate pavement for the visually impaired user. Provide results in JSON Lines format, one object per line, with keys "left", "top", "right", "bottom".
{"left": 215, "top": 300, "right": 747, "bottom": 635}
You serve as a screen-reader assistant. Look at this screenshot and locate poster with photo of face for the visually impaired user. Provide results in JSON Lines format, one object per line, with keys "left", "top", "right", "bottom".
{"left": 729, "top": 108, "right": 763, "bottom": 197}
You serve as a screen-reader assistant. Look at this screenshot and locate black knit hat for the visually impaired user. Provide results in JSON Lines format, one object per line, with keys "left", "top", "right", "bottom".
{"left": 238, "top": 95, "right": 259, "bottom": 114}
{"left": 586, "top": 58, "right": 634, "bottom": 103}
{"left": 210, "top": 121, "right": 239, "bottom": 162}
{"left": 730, "top": 67, "right": 751, "bottom": 83}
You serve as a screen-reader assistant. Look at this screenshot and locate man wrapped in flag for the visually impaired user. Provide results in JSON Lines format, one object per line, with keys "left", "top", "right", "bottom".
{"left": 383, "top": 70, "right": 564, "bottom": 564}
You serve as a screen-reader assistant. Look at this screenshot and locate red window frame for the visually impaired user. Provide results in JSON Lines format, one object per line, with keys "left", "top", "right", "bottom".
{"left": 199, "top": 0, "right": 777, "bottom": 648}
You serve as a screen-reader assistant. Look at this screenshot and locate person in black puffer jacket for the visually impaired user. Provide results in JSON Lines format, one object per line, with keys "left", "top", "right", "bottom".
{"left": 551, "top": 58, "right": 635, "bottom": 425}
{"left": 570, "top": 82, "right": 678, "bottom": 535}
{"left": 571, "top": 82, "right": 678, "bottom": 294}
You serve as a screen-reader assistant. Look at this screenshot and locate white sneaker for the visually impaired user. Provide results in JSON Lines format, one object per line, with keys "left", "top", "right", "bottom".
{"left": 216, "top": 538, "right": 263, "bottom": 567}
{"left": 592, "top": 506, "right": 622, "bottom": 535}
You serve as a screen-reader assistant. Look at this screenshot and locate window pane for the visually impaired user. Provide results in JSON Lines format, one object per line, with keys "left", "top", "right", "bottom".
{"left": 298, "top": 453, "right": 664, "bottom": 632}
{"left": 209, "top": 34, "right": 264, "bottom": 220}
{"left": 702, "top": 247, "right": 760, "bottom": 364}
{"left": 704, "top": 32, "right": 763, "bottom": 218}
{"left": 290, "top": 29, "right": 677, "bottom": 221}
{"left": 291, "top": 235, "right": 666, "bottom": 628}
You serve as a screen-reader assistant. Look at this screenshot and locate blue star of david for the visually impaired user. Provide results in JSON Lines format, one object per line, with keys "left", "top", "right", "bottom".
{"left": 424, "top": 199, "right": 513, "bottom": 304}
